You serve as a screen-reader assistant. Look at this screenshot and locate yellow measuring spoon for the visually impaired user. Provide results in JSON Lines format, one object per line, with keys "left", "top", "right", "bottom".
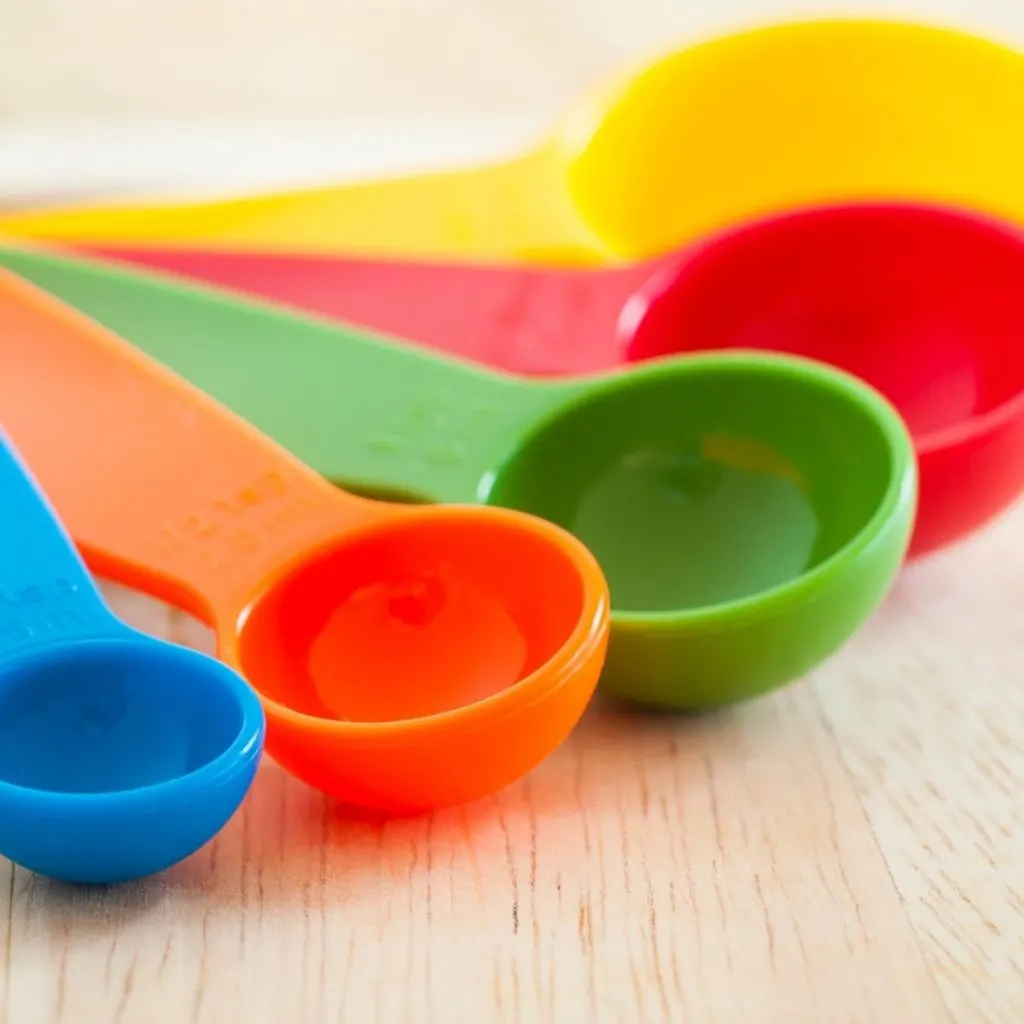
{"left": 3, "top": 19, "right": 1024, "bottom": 264}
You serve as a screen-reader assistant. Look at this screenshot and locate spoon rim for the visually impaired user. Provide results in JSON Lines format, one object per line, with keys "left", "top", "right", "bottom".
{"left": 231, "top": 502, "right": 611, "bottom": 737}
{"left": 0, "top": 633, "right": 265, "bottom": 806}
{"left": 630, "top": 199, "right": 1024, "bottom": 462}
{"left": 521, "top": 349, "right": 916, "bottom": 631}
{"left": 561, "top": 16, "right": 1024, "bottom": 256}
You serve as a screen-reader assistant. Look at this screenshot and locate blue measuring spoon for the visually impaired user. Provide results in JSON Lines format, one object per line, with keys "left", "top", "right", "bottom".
{"left": 0, "top": 430, "right": 265, "bottom": 884}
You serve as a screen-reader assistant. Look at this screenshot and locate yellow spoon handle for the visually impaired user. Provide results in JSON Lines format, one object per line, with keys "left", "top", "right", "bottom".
{"left": 0, "top": 143, "right": 601, "bottom": 264}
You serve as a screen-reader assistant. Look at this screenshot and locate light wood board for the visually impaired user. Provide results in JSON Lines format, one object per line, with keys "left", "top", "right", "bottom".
{"left": 3, "top": 1, "right": 1024, "bottom": 1021}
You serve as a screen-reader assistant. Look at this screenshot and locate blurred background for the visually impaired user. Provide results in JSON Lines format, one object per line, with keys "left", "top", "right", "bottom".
{"left": 4, "top": 0, "right": 1024, "bottom": 203}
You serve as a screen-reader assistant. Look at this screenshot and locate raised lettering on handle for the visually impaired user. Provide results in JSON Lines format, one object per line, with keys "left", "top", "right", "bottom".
{"left": 0, "top": 432, "right": 114, "bottom": 655}
{"left": 144, "top": 468, "right": 338, "bottom": 593}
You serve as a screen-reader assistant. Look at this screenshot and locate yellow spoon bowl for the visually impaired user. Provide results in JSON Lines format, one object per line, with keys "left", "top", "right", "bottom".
{"left": 3, "top": 19, "right": 1024, "bottom": 264}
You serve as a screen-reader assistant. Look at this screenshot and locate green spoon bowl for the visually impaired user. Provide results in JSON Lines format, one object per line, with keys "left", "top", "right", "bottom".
{"left": 484, "top": 356, "right": 916, "bottom": 705}
{"left": 0, "top": 248, "right": 917, "bottom": 708}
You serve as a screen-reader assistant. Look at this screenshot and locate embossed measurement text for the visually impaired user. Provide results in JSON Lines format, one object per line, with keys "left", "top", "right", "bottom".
{"left": 0, "top": 577, "right": 106, "bottom": 652}
{"left": 149, "top": 470, "right": 334, "bottom": 578}
{"left": 366, "top": 391, "right": 500, "bottom": 467}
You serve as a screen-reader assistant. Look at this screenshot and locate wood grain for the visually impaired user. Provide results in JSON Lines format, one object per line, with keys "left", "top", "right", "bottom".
{"left": 4, "top": 0, "right": 1024, "bottom": 1020}
{"left": 0, "top": 577, "right": 958, "bottom": 1024}
{"left": 8, "top": 511, "right": 1024, "bottom": 1022}
{"left": 818, "top": 512, "right": 1024, "bottom": 1024}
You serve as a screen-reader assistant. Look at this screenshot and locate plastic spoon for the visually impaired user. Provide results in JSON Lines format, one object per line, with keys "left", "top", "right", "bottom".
{"left": 77, "top": 201, "right": 1024, "bottom": 557}
{"left": 0, "top": 429, "right": 264, "bottom": 884}
{"left": 0, "top": 250, "right": 916, "bottom": 708}
{"left": 0, "top": 269, "right": 610, "bottom": 812}
{"left": 2, "top": 20, "right": 1024, "bottom": 263}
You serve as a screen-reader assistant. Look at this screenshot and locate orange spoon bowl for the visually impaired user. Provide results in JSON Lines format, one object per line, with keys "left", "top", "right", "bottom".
{"left": 0, "top": 269, "right": 610, "bottom": 813}
{"left": 232, "top": 506, "right": 607, "bottom": 808}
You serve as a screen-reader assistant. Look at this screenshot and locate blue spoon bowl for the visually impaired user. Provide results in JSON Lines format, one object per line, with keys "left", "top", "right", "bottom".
{"left": 0, "top": 431, "right": 265, "bottom": 884}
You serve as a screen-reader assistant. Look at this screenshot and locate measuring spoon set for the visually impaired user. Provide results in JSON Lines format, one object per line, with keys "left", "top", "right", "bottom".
{"left": 3, "top": 14, "right": 1023, "bottom": 884}
{"left": 0, "top": 248, "right": 919, "bottom": 882}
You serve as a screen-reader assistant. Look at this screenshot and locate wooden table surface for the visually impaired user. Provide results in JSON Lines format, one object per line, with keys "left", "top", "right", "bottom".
{"left": 4, "top": 2, "right": 1024, "bottom": 1022}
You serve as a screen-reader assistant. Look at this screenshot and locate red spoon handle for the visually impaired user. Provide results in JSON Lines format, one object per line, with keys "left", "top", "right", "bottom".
{"left": 82, "top": 245, "right": 654, "bottom": 375}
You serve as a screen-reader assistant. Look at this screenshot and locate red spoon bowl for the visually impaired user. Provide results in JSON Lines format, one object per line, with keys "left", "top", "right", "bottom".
{"left": 628, "top": 203, "right": 1024, "bottom": 558}
{"left": 69, "top": 203, "right": 1024, "bottom": 557}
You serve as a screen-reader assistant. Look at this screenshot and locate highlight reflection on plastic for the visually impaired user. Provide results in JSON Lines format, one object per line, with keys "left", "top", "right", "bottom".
{"left": 311, "top": 571, "right": 527, "bottom": 721}
{"left": 573, "top": 440, "right": 817, "bottom": 612}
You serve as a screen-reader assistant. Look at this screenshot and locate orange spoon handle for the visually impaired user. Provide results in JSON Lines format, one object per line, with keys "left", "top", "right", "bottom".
{"left": 0, "top": 269, "right": 376, "bottom": 625}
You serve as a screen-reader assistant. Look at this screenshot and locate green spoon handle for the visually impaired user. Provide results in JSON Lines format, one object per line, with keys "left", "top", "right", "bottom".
{"left": 0, "top": 247, "right": 569, "bottom": 503}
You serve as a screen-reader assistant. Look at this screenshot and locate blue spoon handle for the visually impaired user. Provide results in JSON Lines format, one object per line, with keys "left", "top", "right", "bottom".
{"left": 0, "top": 429, "right": 116, "bottom": 657}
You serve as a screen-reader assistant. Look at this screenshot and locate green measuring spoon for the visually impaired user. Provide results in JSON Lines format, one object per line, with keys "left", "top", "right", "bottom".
{"left": 0, "top": 247, "right": 916, "bottom": 708}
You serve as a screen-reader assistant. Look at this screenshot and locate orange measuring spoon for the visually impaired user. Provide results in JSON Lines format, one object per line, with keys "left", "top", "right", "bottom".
{"left": 0, "top": 270, "right": 610, "bottom": 813}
